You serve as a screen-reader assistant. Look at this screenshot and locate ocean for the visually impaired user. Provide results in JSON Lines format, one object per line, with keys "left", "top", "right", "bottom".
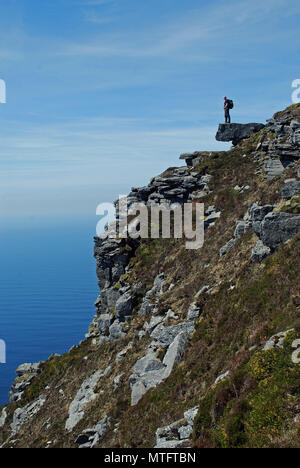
{"left": 0, "top": 215, "right": 98, "bottom": 407}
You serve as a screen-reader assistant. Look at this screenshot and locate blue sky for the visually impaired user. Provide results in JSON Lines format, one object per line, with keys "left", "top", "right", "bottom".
{"left": 0, "top": 0, "right": 300, "bottom": 218}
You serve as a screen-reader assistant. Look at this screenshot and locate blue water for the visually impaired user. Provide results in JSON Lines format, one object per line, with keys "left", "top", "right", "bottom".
{"left": 0, "top": 216, "right": 97, "bottom": 406}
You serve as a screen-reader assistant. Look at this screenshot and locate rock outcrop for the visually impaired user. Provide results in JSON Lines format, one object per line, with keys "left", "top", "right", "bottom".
{"left": 11, "top": 396, "right": 46, "bottom": 435}
{"left": 263, "top": 107, "right": 300, "bottom": 179}
{"left": 155, "top": 407, "right": 198, "bottom": 448}
{"left": 0, "top": 408, "right": 7, "bottom": 428}
{"left": 216, "top": 123, "right": 265, "bottom": 146}
{"left": 130, "top": 303, "right": 201, "bottom": 405}
{"left": 220, "top": 198, "right": 300, "bottom": 262}
{"left": 74, "top": 415, "right": 111, "bottom": 449}
{"left": 65, "top": 366, "right": 111, "bottom": 431}
{"left": 9, "top": 362, "right": 42, "bottom": 402}
{"left": 1, "top": 103, "right": 300, "bottom": 449}
{"left": 91, "top": 168, "right": 217, "bottom": 343}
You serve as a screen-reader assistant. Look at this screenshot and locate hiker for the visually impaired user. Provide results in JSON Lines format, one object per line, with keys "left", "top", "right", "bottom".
{"left": 224, "top": 96, "right": 233, "bottom": 123}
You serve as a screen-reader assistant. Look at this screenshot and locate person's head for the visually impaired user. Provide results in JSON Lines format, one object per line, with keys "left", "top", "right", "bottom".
{"left": 224, "top": 96, "right": 227, "bottom": 100}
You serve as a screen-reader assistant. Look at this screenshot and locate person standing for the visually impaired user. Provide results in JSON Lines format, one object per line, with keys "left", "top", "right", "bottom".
{"left": 224, "top": 96, "right": 231, "bottom": 123}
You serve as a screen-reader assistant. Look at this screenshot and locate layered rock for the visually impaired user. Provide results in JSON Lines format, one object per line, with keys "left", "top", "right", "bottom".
{"left": 263, "top": 107, "right": 300, "bottom": 179}
{"left": 74, "top": 415, "right": 111, "bottom": 449}
{"left": 220, "top": 196, "right": 300, "bottom": 262}
{"left": 127, "top": 167, "right": 213, "bottom": 206}
{"left": 92, "top": 166, "right": 216, "bottom": 341}
{"left": 11, "top": 396, "right": 46, "bottom": 435}
{"left": 9, "top": 362, "right": 42, "bottom": 402}
{"left": 130, "top": 302, "right": 201, "bottom": 405}
{"left": 155, "top": 407, "right": 198, "bottom": 448}
{"left": 65, "top": 366, "right": 111, "bottom": 432}
{"left": 216, "top": 123, "right": 265, "bottom": 146}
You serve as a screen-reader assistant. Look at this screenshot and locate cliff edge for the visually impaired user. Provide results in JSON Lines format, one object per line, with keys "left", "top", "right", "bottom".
{"left": 1, "top": 104, "right": 300, "bottom": 449}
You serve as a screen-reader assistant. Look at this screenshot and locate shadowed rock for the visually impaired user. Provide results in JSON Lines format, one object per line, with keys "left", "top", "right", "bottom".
{"left": 216, "top": 123, "right": 265, "bottom": 145}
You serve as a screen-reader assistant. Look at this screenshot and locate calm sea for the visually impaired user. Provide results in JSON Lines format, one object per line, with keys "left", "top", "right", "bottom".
{"left": 0, "top": 215, "right": 98, "bottom": 406}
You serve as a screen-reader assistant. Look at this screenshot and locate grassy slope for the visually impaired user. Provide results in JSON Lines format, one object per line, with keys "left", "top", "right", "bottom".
{"left": 0, "top": 108, "right": 300, "bottom": 448}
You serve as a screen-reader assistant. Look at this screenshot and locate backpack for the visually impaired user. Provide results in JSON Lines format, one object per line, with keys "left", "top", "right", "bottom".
{"left": 228, "top": 99, "right": 234, "bottom": 109}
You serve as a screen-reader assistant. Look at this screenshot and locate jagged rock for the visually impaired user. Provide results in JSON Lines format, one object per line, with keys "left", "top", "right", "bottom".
{"left": 219, "top": 238, "right": 236, "bottom": 257}
{"left": 187, "top": 303, "right": 201, "bottom": 321}
{"left": 216, "top": 123, "right": 265, "bottom": 146}
{"left": 75, "top": 415, "right": 111, "bottom": 449}
{"left": 115, "top": 292, "right": 132, "bottom": 320}
{"left": 16, "top": 363, "right": 41, "bottom": 376}
{"left": 0, "top": 408, "right": 7, "bottom": 428}
{"left": 130, "top": 332, "right": 190, "bottom": 406}
{"left": 264, "top": 109, "right": 300, "bottom": 179}
{"left": 248, "top": 203, "right": 274, "bottom": 237}
{"left": 150, "top": 322, "right": 195, "bottom": 348}
{"left": 234, "top": 220, "right": 252, "bottom": 239}
{"left": 98, "top": 314, "right": 113, "bottom": 334}
{"left": 260, "top": 212, "right": 300, "bottom": 250}
{"left": 11, "top": 396, "right": 46, "bottom": 435}
{"left": 144, "top": 315, "right": 165, "bottom": 334}
{"left": 214, "top": 370, "right": 230, "bottom": 385}
{"left": 155, "top": 407, "right": 198, "bottom": 448}
{"left": 251, "top": 240, "right": 271, "bottom": 263}
{"left": 97, "top": 288, "right": 120, "bottom": 315}
{"left": 282, "top": 180, "right": 300, "bottom": 199}
{"left": 163, "top": 332, "right": 189, "bottom": 378}
{"left": 263, "top": 329, "right": 294, "bottom": 351}
{"left": 264, "top": 158, "right": 285, "bottom": 180}
{"left": 9, "top": 362, "right": 42, "bottom": 402}
{"left": 179, "top": 152, "right": 204, "bottom": 167}
{"left": 134, "top": 353, "right": 165, "bottom": 375}
{"left": 204, "top": 211, "right": 221, "bottom": 228}
{"left": 65, "top": 370, "right": 103, "bottom": 431}
{"left": 139, "top": 273, "right": 165, "bottom": 315}
{"left": 130, "top": 307, "right": 198, "bottom": 406}
{"left": 114, "top": 374, "right": 123, "bottom": 390}
{"left": 115, "top": 343, "right": 133, "bottom": 362}
{"left": 108, "top": 320, "right": 126, "bottom": 341}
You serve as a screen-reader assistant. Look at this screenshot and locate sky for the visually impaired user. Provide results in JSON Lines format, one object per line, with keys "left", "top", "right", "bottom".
{"left": 0, "top": 0, "right": 300, "bottom": 219}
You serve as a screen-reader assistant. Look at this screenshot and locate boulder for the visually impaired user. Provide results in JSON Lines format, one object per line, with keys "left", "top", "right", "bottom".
{"left": 65, "top": 370, "right": 103, "bottom": 432}
{"left": 115, "top": 292, "right": 132, "bottom": 320}
{"left": 163, "top": 332, "right": 189, "bottom": 378}
{"left": 11, "top": 396, "right": 46, "bottom": 435}
{"left": 260, "top": 212, "right": 300, "bottom": 250}
{"left": 150, "top": 322, "right": 195, "bottom": 348}
{"left": 75, "top": 415, "right": 111, "bottom": 449}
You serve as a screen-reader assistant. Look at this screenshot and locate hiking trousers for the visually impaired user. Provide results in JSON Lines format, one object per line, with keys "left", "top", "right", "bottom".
{"left": 225, "top": 109, "right": 231, "bottom": 123}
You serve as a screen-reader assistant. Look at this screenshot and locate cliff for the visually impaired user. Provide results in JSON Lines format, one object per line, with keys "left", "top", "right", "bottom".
{"left": 1, "top": 104, "right": 300, "bottom": 449}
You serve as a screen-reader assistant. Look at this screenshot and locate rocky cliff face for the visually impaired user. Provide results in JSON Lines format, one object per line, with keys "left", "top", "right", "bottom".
{"left": 1, "top": 104, "right": 300, "bottom": 449}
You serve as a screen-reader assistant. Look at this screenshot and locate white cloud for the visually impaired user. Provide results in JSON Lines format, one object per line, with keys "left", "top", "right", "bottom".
{"left": 58, "top": 0, "right": 297, "bottom": 59}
